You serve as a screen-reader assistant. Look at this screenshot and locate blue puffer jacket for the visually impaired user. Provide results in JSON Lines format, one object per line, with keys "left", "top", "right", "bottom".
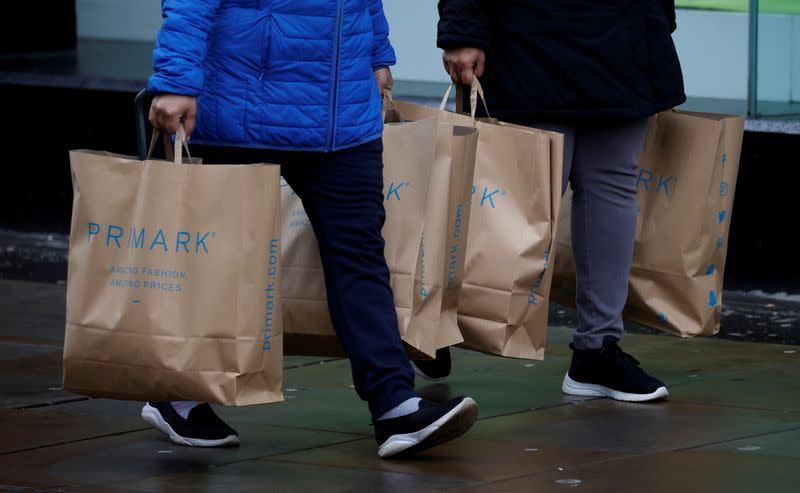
{"left": 148, "top": 0, "right": 395, "bottom": 152}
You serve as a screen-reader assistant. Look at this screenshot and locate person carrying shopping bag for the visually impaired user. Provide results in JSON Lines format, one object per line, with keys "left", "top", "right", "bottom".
{"left": 422, "top": 0, "right": 686, "bottom": 402}
{"left": 141, "top": 0, "right": 477, "bottom": 459}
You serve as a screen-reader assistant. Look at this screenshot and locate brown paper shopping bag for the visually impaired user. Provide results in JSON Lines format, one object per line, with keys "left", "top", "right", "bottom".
{"left": 279, "top": 181, "right": 332, "bottom": 355}
{"left": 387, "top": 96, "right": 480, "bottom": 352}
{"left": 459, "top": 121, "right": 562, "bottom": 360}
{"left": 400, "top": 82, "right": 564, "bottom": 359}
{"left": 64, "top": 129, "right": 283, "bottom": 405}
{"left": 282, "top": 100, "right": 478, "bottom": 359}
{"left": 419, "top": 121, "right": 479, "bottom": 351}
{"left": 282, "top": 115, "right": 437, "bottom": 357}
{"left": 551, "top": 111, "right": 744, "bottom": 336}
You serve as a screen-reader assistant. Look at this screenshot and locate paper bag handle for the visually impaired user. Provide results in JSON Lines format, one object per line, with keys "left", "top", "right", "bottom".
{"left": 440, "top": 78, "right": 490, "bottom": 120}
{"left": 146, "top": 125, "right": 193, "bottom": 164}
{"left": 382, "top": 89, "right": 406, "bottom": 123}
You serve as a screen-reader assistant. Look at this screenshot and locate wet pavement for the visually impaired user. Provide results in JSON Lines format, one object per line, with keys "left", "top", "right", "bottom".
{"left": 1, "top": 278, "right": 799, "bottom": 492}
{"left": 549, "top": 291, "right": 800, "bottom": 346}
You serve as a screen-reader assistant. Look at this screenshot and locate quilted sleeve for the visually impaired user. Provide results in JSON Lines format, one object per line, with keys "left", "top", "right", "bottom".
{"left": 369, "top": 0, "right": 397, "bottom": 69}
{"left": 148, "top": 0, "right": 223, "bottom": 96}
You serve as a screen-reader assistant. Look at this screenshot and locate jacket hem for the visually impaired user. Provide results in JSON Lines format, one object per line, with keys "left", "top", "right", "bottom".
{"left": 188, "top": 131, "right": 383, "bottom": 154}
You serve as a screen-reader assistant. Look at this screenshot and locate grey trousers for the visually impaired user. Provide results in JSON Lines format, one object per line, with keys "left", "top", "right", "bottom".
{"left": 528, "top": 119, "right": 650, "bottom": 350}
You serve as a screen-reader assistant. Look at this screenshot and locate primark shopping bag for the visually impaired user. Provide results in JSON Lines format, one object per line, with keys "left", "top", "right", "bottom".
{"left": 394, "top": 81, "right": 564, "bottom": 359}
{"left": 64, "top": 128, "right": 284, "bottom": 405}
{"left": 281, "top": 100, "right": 477, "bottom": 358}
{"left": 551, "top": 111, "right": 745, "bottom": 336}
{"left": 384, "top": 94, "right": 480, "bottom": 351}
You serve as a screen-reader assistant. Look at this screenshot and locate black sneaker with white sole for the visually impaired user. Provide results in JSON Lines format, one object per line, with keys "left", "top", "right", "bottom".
{"left": 412, "top": 347, "right": 452, "bottom": 381}
{"left": 562, "top": 337, "right": 669, "bottom": 402}
{"left": 374, "top": 396, "right": 478, "bottom": 459}
{"left": 141, "top": 402, "right": 239, "bottom": 447}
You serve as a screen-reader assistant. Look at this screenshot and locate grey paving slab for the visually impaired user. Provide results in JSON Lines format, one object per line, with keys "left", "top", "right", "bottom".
{"left": 0, "top": 342, "right": 75, "bottom": 409}
{"left": 0, "top": 401, "right": 146, "bottom": 455}
{"left": 269, "top": 427, "right": 626, "bottom": 484}
{"left": 0, "top": 280, "right": 66, "bottom": 344}
{"left": 458, "top": 431, "right": 800, "bottom": 493}
{"left": 696, "top": 429, "right": 800, "bottom": 460}
{"left": 0, "top": 423, "right": 363, "bottom": 491}
{"left": 63, "top": 459, "right": 480, "bottom": 493}
{"left": 268, "top": 398, "right": 798, "bottom": 483}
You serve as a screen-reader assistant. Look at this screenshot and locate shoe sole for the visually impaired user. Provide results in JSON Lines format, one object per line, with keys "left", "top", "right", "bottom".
{"left": 141, "top": 404, "right": 240, "bottom": 448}
{"left": 378, "top": 397, "right": 478, "bottom": 459}
{"left": 412, "top": 361, "right": 448, "bottom": 382}
{"left": 561, "top": 374, "right": 669, "bottom": 402}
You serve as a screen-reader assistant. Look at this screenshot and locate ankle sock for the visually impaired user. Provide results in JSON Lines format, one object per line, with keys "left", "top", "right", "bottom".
{"left": 170, "top": 401, "right": 201, "bottom": 419}
{"left": 377, "top": 397, "right": 422, "bottom": 421}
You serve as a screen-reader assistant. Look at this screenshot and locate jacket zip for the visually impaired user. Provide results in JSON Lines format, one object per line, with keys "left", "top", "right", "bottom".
{"left": 327, "top": 0, "right": 344, "bottom": 150}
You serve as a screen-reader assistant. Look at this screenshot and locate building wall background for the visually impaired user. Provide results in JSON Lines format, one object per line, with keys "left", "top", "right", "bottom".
{"left": 75, "top": 0, "right": 799, "bottom": 102}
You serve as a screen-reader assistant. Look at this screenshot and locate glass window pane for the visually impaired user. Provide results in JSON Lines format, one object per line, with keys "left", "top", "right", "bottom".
{"left": 754, "top": 0, "right": 800, "bottom": 116}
